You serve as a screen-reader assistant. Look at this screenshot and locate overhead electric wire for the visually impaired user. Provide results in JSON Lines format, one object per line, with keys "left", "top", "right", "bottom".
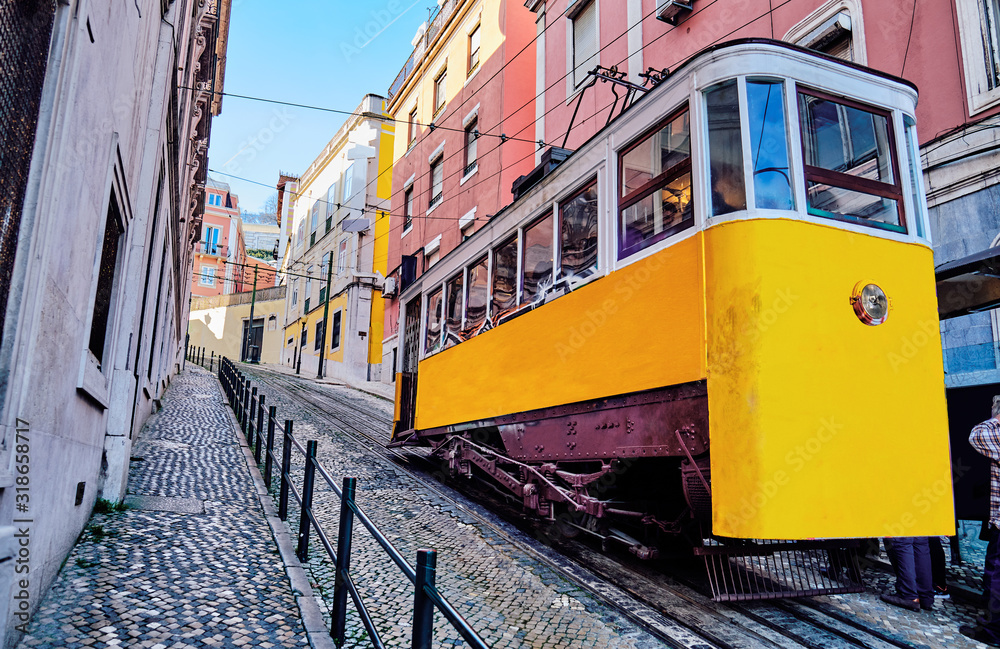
{"left": 205, "top": 0, "right": 802, "bottom": 275}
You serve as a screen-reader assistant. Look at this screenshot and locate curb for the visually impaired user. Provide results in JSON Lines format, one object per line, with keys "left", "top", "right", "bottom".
{"left": 209, "top": 369, "right": 335, "bottom": 649}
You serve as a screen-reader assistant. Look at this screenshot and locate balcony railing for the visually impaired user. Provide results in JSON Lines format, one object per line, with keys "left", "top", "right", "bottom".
{"left": 387, "top": 0, "right": 459, "bottom": 100}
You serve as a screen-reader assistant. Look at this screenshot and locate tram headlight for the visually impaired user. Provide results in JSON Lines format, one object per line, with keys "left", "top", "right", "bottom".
{"left": 851, "top": 282, "right": 889, "bottom": 326}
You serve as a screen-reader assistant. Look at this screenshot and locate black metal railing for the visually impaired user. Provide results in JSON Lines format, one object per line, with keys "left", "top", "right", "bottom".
{"left": 217, "top": 357, "right": 490, "bottom": 649}
{"left": 186, "top": 345, "right": 217, "bottom": 373}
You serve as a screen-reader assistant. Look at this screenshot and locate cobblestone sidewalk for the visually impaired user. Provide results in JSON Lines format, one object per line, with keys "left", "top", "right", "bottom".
{"left": 17, "top": 367, "right": 311, "bottom": 649}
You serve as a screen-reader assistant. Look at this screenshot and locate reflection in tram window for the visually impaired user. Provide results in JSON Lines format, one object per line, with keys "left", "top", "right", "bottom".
{"left": 492, "top": 235, "right": 518, "bottom": 317}
{"left": 521, "top": 212, "right": 554, "bottom": 304}
{"left": 558, "top": 182, "right": 598, "bottom": 284}
{"left": 464, "top": 255, "right": 488, "bottom": 335}
{"left": 799, "top": 89, "right": 905, "bottom": 232}
{"left": 444, "top": 273, "right": 464, "bottom": 349}
{"left": 706, "top": 80, "right": 747, "bottom": 216}
{"left": 747, "top": 80, "right": 794, "bottom": 210}
{"left": 425, "top": 288, "right": 443, "bottom": 355}
{"left": 619, "top": 109, "right": 693, "bottom": 259}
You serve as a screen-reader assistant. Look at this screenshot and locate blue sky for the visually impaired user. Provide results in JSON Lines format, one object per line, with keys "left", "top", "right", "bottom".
{"left": 208, "top": 0, "right": 430, "bottom": 213}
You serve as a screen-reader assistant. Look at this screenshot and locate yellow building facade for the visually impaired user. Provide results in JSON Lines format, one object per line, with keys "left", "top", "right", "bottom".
{"left": 281, "top": 94, "right": 394, "bottom": 382}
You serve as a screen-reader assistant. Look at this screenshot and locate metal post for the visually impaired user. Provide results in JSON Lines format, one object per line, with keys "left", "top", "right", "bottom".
{"left": 249, "top": 392, "right": 257, "bottom": 445}
{"left": 318, "top": 251, "right": 333, "bottom": 379}
{"left": 255, "top": 394, "right": 266, "bottom": 465}
{"left": 210, "top": 351, "right": 214, "bottom": 373}
{"left": 236, "top": 376, "right": 244, "bottom": 424}
{"left": 412, "top": 549, "right": 437, "bottom": 649}
{"left": 297, "top": 440, "right": 318, "bottom": 562}
{"left": 264, "top": 406, "right": 277, "bottom": 488}
{"left": 279, "top": 420, "right": 293, "bottom": 520}
{"left": 331, "top": 477, "right": 357, "bottom": 645}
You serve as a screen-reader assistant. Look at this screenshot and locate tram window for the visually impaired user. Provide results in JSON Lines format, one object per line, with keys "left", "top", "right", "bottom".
{"left": 558, "top": 182, "right": 598, "bottom": 284}
{"left": 464, "top": 255, "right": 488, "bottom": 334}
{"left": 492, "top": 235, "right": 518, "bottom": 318}
{"left": 903, "top": 115, "right": 927, "bottom": 239}
{"left": 747, "top": 80, "right": 794, "bottom": 210}
{"left": 521, "top": 212, "right": 554, "bottom": 305}
{"left": 425, "top": 288, "right": 443, "bottom": 355}
{"left": 444, "top": 273, "right": 464, "bottom": 349}
{"left": 706, "top": 80, "right": 747, "bottom": 216}
{"left": 798, "top": 89, "right": 904, "bottom": 232}
{"left": 619, "top": 109, "right": 693, "bottom": 259}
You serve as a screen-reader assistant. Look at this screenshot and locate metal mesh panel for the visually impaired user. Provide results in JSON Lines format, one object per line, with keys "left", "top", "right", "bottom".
{"left": 0, "top": 0, "right": 56, "bottom": 336}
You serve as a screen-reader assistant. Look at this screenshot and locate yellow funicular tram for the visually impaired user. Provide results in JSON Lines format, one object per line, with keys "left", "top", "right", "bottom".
{"left": 390, "top": 39, "right": 953, "bottom": 600}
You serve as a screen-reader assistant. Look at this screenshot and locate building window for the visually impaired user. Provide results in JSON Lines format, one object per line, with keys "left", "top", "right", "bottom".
{"left": 330, "top": 310, "right": 342, "bottom": 351}
{"left": 203, "top": 226, "right": 220, "bottom": 254}
{"left": 291, "top": 279, "right": 298, "bottom": 306}
{"left": 305, "top": 268, "right": 313, "bottom": 312}
{"left": 464, "top": 118, "right": 479, "bottom": 176}
{"left": 315, "top": 319, "right": 325, "bottom": 352}
{"left": 199, "top": 265, "right": 217, "bottom": 286}
{"left": 957, "top": 0, "right": 1000, "bottom": 113}
{"left": 296, "top": 219, "right": 305, "bottom": 251}
{"left": 468, "top": 23, "right": 481, "bottom": 74}
{"left": 408, "top": 106, "right": 419, "bottom": 146}
{"left": 342, "top": 164, "right": 354, "bottom": 202}
{"left": 326, "top": 181, "right": 338, "bottom": 231}
{"left": 434, "top": 68, "right": 448, "bottom": 115}
{"left": 619, "top": 108, "right": 693, "bottom": 259}
{"left": 403, "top": 186, "right": 414, "bottom": 231}
{"left": 320, "top": 254, "right": 330, "bottom": 303}
{"left": 571, "top": 0, "right": 598, "bottom": 88}
{"left": 798, "top": 88, "right": 905, "bottom": 232}
{"left": 337, "top": 239, "right": 348, "bottom": 273}
{"left": 784, "top": 1, "right": 866, "bottom": 64}
{"left": 429, "top": 157, "right": 444, "bottom": 209}
{"left": 89, "top": 193, "right": 124, "bottom": 365}
{"left": 310, "top": 201, "right": 320, "bottom": 246}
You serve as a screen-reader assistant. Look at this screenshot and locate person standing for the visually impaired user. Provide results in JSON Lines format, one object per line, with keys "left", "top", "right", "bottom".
{"left": 881, "top": 537, "right": 934, "bottom": 611}
{"left": 962, "top": 396, "right": 1000, "bottom": 647}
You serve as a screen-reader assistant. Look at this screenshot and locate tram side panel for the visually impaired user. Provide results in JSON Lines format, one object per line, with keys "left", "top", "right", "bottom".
{"left": 412, "top": 235, "right": 708, "bottom": 437}
{"left": 704, "top": 218, "right": 953, "bottom": 540}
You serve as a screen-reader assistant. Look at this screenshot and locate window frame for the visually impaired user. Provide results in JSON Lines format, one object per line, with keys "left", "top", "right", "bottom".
{"left": 403, "top": 186, "right": 414, "bottom": 232}
{"left": 330, "top": 309, "right": 343, "bottom": 351}
{"left": 468, "top": 23, "right": 481, "bottom": 75}
{"left": 464, "top": 117, "right": 479, "bottom": 176}
{"left": 556, "top": 178, "right": 600, "bottom": 285}
{"left": 519, "top": 211, "right": 555, "bottom": 305}
{"left": 434, "top": 67, "right": 448, "bottom": 116}
{"left": 429, "top": 155, "right": 444, "bottom": 209}
{"left": 408, "top": 106, "right": 419, "bottom": 146}
{"left": 568, "top": 0, "right": 599, "bottom": 91}
{"left": 314, "top": 319, "right": 325, "bottom": 352}
{"left": 617, "top": 104, "right": 694, "bottom": 260}
{"left": 199, "top": 265, "right": 216, "bottom": 287}
{"left": 956, "top": 0, "right": 1000, "bottom": 114}
{"left": 796, "top": 85, "right": 906, "bottom": 234}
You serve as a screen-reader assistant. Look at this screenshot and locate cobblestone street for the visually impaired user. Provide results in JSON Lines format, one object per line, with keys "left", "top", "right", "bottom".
{"left": 16, "top": 368, "right": 311, "bottom": 649}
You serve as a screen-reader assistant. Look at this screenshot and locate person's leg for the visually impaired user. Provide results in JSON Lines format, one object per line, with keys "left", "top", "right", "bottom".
{"left": 976, "top": 527, "right": 1000, "bottom": 643}
{"left": 929, "top": 536, "right": 947, "bottom": 594}
{"left": 888, "top": 538, "right": 918, "bottom": 601}
{"left": 987, "top": 524, "right": 999, "bottom": 605}
{"left": 914, "top": 537, "right": 934, "bottom": 609}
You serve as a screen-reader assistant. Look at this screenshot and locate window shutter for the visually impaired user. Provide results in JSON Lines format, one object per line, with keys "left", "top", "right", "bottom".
{"left": 573, "top": 2, "right": 598, "bottom": 86}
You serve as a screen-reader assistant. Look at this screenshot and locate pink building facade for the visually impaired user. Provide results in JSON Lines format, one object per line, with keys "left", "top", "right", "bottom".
{"left": 381, "top": 0, "right": 539, "bottom": 382}
{"left": 191, "top": 178, "right": 252, "bottom": 297}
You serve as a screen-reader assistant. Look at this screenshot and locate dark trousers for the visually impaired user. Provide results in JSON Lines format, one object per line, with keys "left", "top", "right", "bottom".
{"left": 929, "top": 536, "right": 946, "bottom": 589}
{"left": 888, "top": 536, "right": 933, "bottom": 606}
{"left": 980, "top": 526, "right": 1000, "bottom": 642}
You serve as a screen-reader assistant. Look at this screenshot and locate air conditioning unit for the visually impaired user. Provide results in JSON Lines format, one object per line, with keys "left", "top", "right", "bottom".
{"left": 381, "top": 276, "right": 398, "bottom": 298}
{"left": 657, "top": 0, "right": 693, "bottom": 25}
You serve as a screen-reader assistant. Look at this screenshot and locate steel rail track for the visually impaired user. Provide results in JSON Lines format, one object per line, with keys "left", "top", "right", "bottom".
{"left": 237, "top": 365, "right": 918, "bottom": 649}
